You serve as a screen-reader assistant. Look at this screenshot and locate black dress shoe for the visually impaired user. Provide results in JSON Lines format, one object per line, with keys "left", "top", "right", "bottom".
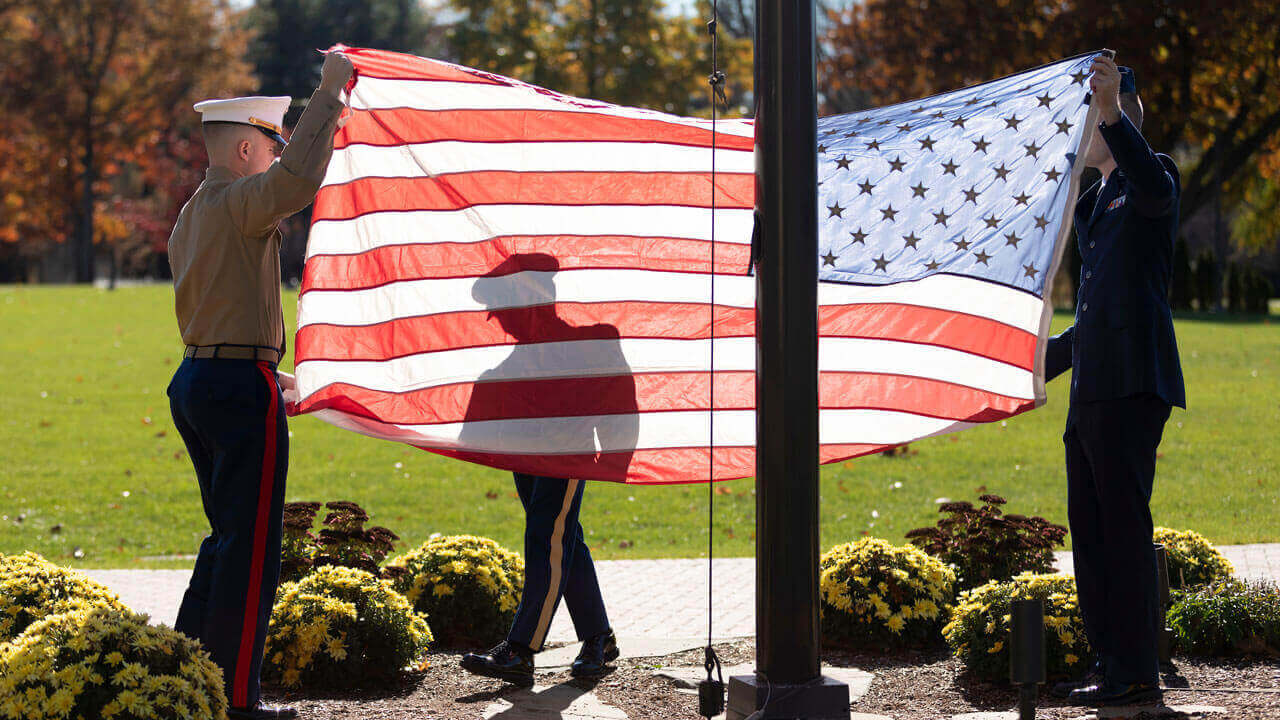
{"left": 570, "top": 630, "right": 619, "bottom": 679}
{"left": 227, "top": 704, "right": 298, "bottom": 720}
{"left": 461, "top": 640, "right": 535, "bottom": 687}
{"left": 1066, "top": 681, "right": 1162, "bottom": 707}
{"left": 1050, "top": 662, "right": 1105, "bottom": 698}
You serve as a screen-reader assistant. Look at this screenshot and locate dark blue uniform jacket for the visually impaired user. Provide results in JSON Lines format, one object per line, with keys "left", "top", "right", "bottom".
{"left": 1046, "top": 114, "right": 1186, "bottom": 410}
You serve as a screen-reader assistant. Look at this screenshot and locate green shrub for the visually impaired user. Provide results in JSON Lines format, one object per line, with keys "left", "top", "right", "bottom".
{"left": 280, "top": 501, "right": 404, "bottom": 584}
{"left": 386, "top": 535, "right": 524, "bottom": 647}
{"left": 906, "top": 494, "right": 1066, "bottom": 590}
{"left": 0, "top": 551, "right": 129, "bottom": 642}
{"left": 819, "top": 538, "right": 955, "bottom": 649}
{"left": 1154, "top": 527, "right": 1234, "bottom": 589}
{"left": 943, "top": 573, "right": 1091, "bottom": 682}
{"left": 0, "top": 606, "right": 225, "bottom": 720}
{"left": 1168, "top": 579, "right": 1280, "bottom": 656}
{"left": 263, "top": 565, "right": 431, "bottom": 689}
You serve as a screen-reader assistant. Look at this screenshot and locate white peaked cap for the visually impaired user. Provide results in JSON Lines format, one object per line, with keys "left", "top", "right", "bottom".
{"left": 193, "top": 96, "right": 292, "bottom": 144}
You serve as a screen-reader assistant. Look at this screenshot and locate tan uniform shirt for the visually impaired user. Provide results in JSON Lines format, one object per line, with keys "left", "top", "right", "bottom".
{"left": 168, "top": 89, "right": 345, "bottom": 353}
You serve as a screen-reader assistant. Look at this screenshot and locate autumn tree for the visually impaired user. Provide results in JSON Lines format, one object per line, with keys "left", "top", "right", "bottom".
{"left": 820, "top": 0, "right": 1280, "bottom": 245}
{"left": 246, "top": 0, "right": 442, "bottom": 108}
{"left": 0, "top": 0, "right": 254, "bottom": 282}
{"left": 444, "top": 0, "right": 751, "bottom": 117}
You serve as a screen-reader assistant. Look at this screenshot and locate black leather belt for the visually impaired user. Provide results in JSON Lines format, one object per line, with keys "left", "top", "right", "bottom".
{"left": 184, "top": 345, "right": 281, "bottom": 363}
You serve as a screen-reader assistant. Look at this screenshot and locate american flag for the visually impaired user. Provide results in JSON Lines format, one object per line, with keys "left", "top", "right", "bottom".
{"left": 291, "top": 47, "right": 1101, "bottom": 484}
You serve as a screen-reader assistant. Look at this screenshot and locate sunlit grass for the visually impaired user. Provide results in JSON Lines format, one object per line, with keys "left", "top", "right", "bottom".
{"left": 1, "top": 285, "right": 1275, "bottom": 568}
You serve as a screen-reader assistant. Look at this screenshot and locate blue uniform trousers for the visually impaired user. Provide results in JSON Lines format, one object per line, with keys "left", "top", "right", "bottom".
{"left": 506, "top": 473, "right": 610, "bottom": 652}
{"left": 1065, "top": 393, "right": 1170, "bottom": 686}
{"left": 168, "top": 357, "right": 288, "bottom": 710}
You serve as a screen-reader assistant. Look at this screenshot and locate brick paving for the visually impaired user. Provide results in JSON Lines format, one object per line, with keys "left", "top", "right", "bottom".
{"left": 84, "top": 544, "right": 1280, "bottom": 643}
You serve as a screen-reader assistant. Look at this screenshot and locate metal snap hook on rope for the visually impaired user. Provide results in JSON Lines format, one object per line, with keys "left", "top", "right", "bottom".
{"left": 699, "top": 645, "right": 726, "bottom": 718}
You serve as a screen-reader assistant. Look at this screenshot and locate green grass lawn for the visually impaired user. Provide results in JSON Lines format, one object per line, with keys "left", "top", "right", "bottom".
{"left": 1, "top": 285, "right": 1277, "bottom": 569}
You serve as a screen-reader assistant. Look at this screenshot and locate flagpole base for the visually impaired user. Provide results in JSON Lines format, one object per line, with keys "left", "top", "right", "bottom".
{"left": 726, "top": 674, "right": 850, "bottom": 719}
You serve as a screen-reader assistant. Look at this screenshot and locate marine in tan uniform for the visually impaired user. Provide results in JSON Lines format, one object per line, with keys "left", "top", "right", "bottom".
{"left": 166, "top": 52, "right": 352, "bottom": 720}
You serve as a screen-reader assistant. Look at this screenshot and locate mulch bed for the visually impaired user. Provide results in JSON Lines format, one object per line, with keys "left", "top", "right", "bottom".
{"left": 265, "top": 642, "right": 1280, "bottom": 719}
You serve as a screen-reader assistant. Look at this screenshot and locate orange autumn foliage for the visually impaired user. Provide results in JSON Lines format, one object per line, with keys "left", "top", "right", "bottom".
{"left": 0, "top": 0, "right": 256, "bottom": 278}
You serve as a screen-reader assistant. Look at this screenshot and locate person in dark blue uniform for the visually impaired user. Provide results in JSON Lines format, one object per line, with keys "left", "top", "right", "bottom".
{"left": 1045, "top": 56, "right": 1186, "bottom": 707}
{"left": 458, "top": 254, "right": 638, "bottom": 686}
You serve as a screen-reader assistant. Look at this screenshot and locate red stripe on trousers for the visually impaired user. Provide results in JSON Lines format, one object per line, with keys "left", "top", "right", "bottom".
{"left": 292, "top": 371, "right": 1033, "bottom": 427}
{"left": 234, "top": 363, "right": 280, "bottom": 708}
{"left": 301, "top": 237, "right": 753, "bottom": 292}
{"left": 294, "top": 302, "right": 1035, "bottom": 370}
{"left": 313, "top": 171, "right": 755, "bottom": 219}
{"left": 333, "top": 108, "right": 754, "bottom": 152}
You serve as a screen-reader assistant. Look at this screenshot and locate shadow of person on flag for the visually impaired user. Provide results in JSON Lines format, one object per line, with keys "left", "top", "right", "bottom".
{"left": 458, "top": 253, "right": 636, "bottom": 686}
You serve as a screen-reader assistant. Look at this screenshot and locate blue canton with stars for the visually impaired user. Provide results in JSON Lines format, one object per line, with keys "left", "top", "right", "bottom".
{"left": 817, "top": 53, "right": 1101, "bottom": 297}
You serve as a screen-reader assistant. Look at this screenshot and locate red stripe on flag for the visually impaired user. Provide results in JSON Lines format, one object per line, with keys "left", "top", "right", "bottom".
{"left": 313, "top": 172, "right": 755, "bottom": 219}
{"left": 819, "top": 303, "right": 1036, "bottom": 369}
{"left": 427, "top": 442, "right": 897, "bottom": 484}
{"left": 301, "top": 237, "right": 753, "bottom": 292}
{"left": 343, "top": 48, "right": 507, "bottom": 84}
{"left": 297, "top": 303, "right": 755, "bottom": 360}
{"left": 292, "top": 371, "right": 1032, "bottom": 426}
{"left": 295, "top": 303, "right": 1034, "bottom": 369}
{"left": 334, "top": 108, "right": 755, "bottom": 151}
{"left": 234, "top": 363, "right": 280, "bottom": 708}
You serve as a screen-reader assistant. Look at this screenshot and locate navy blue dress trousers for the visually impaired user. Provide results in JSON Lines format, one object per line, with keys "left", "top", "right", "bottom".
{"left": 506, "top": 473, "right": 611, "bottom": 652}
{"left": 168, "top": 357, "right": 288, "bottom": 709}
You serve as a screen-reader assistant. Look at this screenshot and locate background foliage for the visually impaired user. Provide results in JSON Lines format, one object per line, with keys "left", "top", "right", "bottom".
{"left": 3, "top": 1, "right": 1276, "bottom": 285}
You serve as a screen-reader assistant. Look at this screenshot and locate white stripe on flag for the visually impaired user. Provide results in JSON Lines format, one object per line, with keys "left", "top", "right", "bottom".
{"left": 323, "top": 142, "right": 755, "bottom": 185}
{"left": 301, "top": 406, "right": 977, "bottom": 453}
{"left": 298, "top": 271, "right": 1042, "bottom": 333}
{"left": 351, "top": 77, "right": 757, "bottom": 138}
{"left": 306, "top": 205, "right": 755, "bottom": 255}
{"left": 295, "top": 336, "right": 1036, "bottom": 400}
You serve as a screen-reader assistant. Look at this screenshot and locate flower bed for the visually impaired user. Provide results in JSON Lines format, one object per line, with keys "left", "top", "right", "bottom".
{"left": 943, "top": 572, "right": 1090, "bottom": 682}
{"left": 819, "top": 538, "right": 955, "bottom": 649}
{"left": 264, "top": 566, "right": 431, "bottom": 689}
{"left": 0, "top": 551, "right": 129, "bottom": 642}
{"left": 387, "top": 535, "right": 524, "bottom": 647}
{"left": 1169, "top": 579, "right": 1280, "bottom": 656}
{"left": 0, "top": 606, "right": 225, "bottom": 720}
{"left": 1155, "top": 527, "right": 1234, "bottom": 589}
{"left": 905, "top": 494, "right": 1066, "bottom": 590}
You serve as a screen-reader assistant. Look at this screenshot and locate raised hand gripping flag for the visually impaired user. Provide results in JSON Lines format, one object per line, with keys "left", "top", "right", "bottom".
{"left": 292, "top": 47, "right": 1102, "bottom": 484}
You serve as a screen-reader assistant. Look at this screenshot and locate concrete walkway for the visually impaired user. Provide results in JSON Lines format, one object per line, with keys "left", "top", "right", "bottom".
{"left": 84, "top": 544, "right": 1279, "bottom": 645}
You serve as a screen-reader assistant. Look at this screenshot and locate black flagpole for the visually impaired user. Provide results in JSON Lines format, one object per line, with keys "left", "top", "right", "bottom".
{"left": 726, "top": 1, "right": 850, "bottom": 717}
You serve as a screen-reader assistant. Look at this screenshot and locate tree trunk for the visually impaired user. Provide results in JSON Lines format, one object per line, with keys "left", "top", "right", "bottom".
{"left": 586, "top": 0, "right": 597, "bottom": 98}
{"left": 75, "top": 115, "right": 96, "bottom": 284}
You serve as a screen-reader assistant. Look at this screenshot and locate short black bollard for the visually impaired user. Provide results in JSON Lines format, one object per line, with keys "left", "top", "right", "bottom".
{"left": 1009, "top": 599, "right": 1045, "bottom": 720}
{"left": 1155, "top": 544, "right": 1174, "bottom": 670}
